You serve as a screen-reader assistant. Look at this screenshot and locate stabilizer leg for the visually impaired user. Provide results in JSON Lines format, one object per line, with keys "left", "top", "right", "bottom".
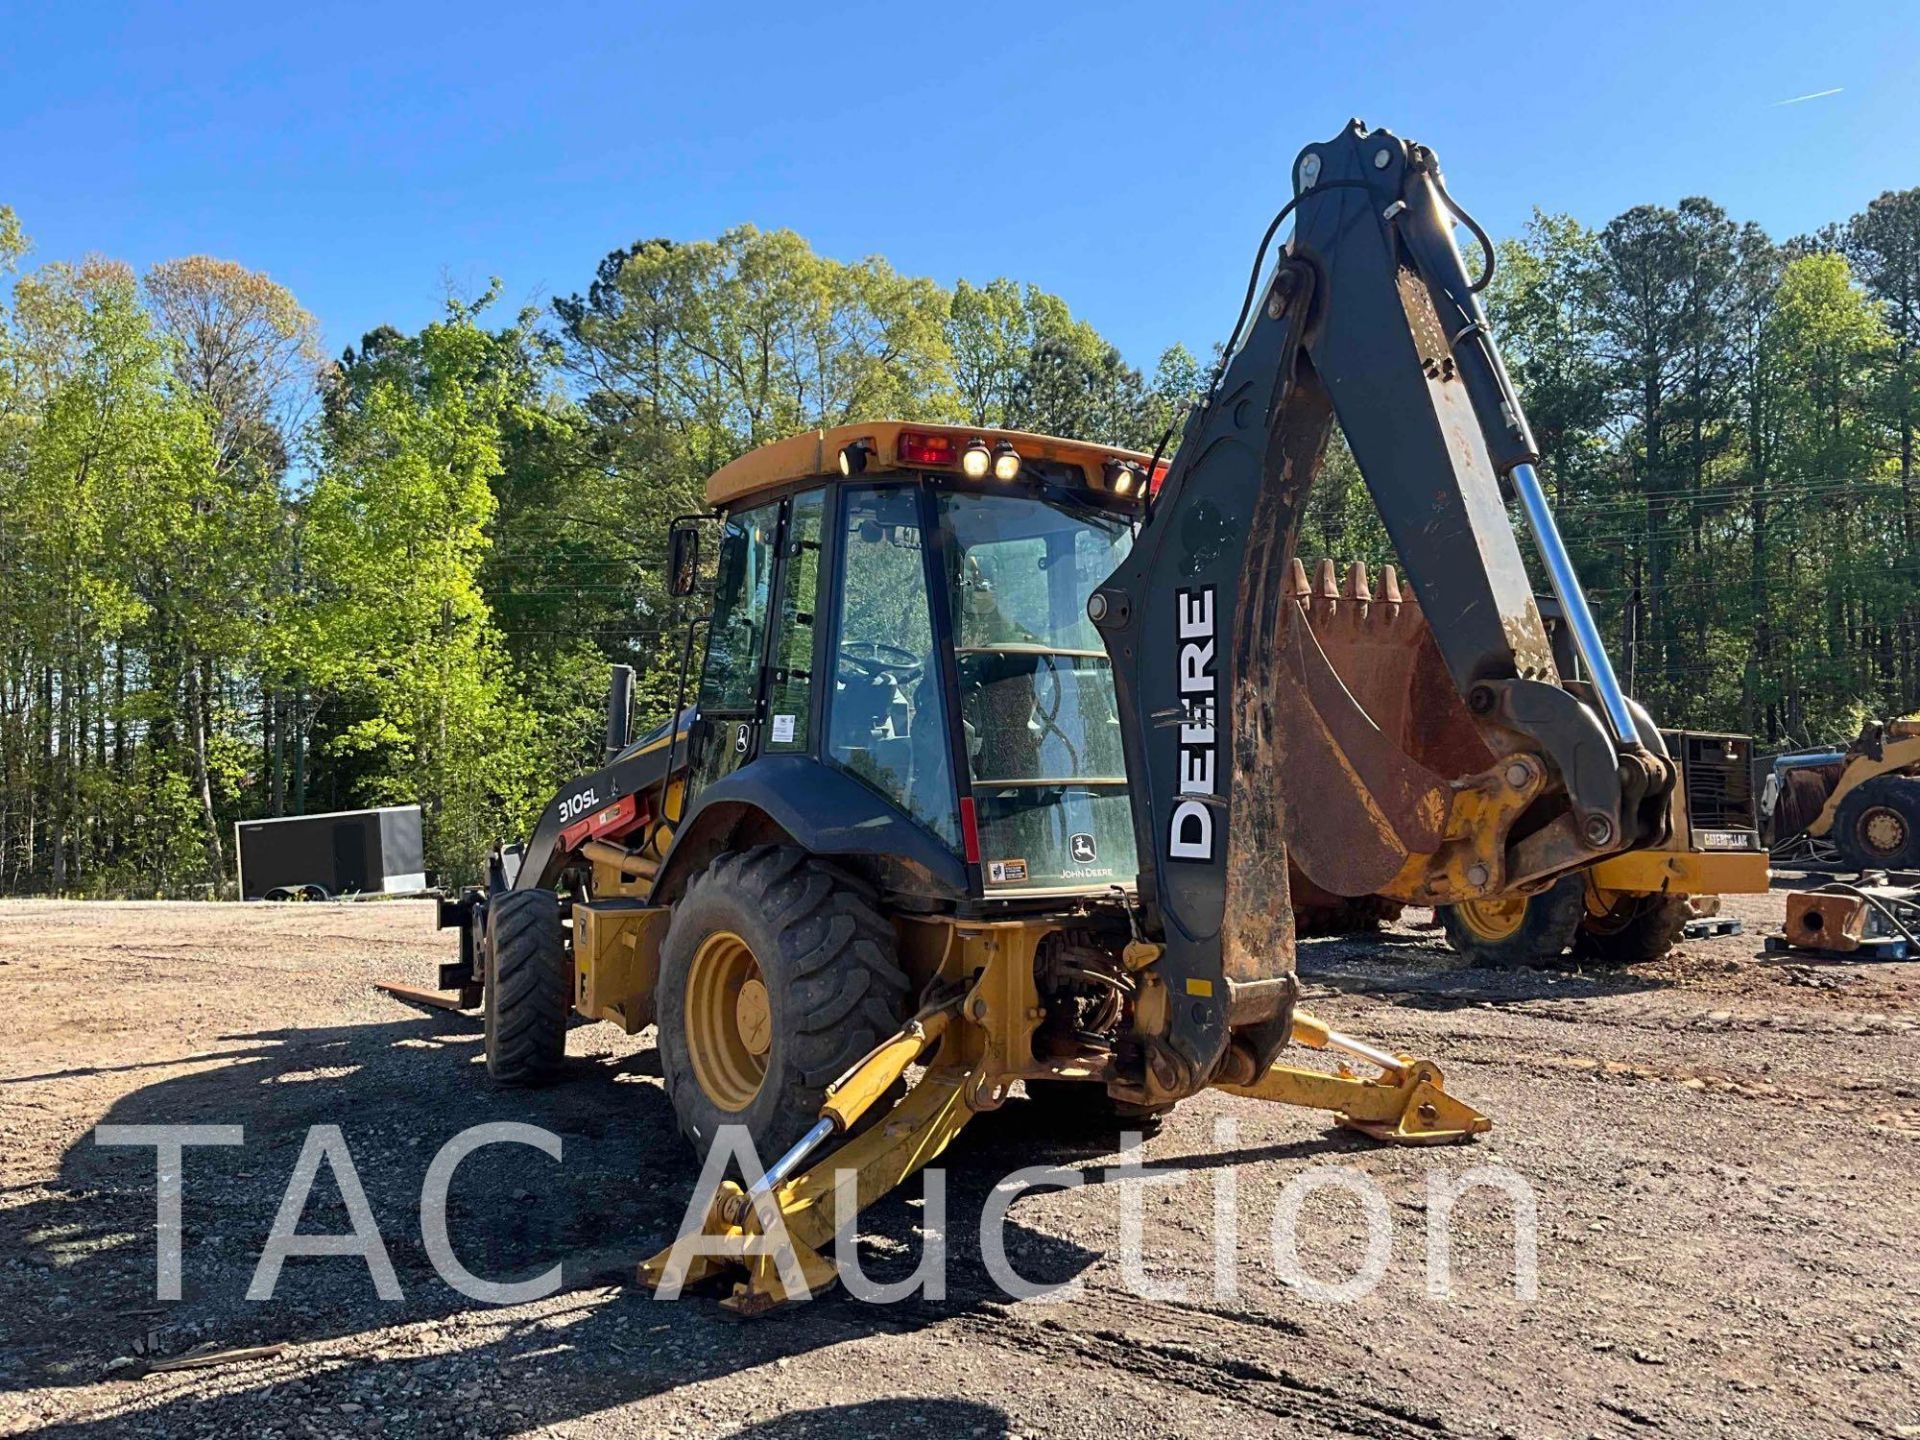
{"left": 1217, "top": 1010, "right": 1491, "bottom": 1145}
{"left": 640, "top": 1012, "right": 978, "bottom": 1314}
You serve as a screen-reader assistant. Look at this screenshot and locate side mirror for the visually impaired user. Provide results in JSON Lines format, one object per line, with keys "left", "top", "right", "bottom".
{"left": 668, "top": 522, "right": 700, "bottom": 598}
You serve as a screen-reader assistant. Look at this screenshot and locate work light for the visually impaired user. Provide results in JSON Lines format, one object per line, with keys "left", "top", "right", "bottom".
{"left": 961, "top": 439, "right": 992, "bottom": 479}
{"left": 991, "top": 441, "right": 1021, "bottom": 482}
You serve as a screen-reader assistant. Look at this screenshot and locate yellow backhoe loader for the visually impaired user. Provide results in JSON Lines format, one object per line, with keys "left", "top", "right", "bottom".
{"left": 432, "top": 122, "right": 1688, "bottom": 1312}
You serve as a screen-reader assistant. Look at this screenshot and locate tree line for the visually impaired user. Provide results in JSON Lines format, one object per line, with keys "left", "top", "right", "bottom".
{"left": 0, "top": 220, "right": 1196, "bottom": 893}
{"left": 1, "top": 188, "right": 1914, "bottom": 896}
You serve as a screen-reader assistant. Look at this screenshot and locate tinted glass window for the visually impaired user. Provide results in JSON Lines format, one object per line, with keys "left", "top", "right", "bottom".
{"left": 828, "top": 487, "right": 958, "bottom": 846}
{"left": 765, "top": 489, "right": 824, "bottom": 751}
{"left": 699, "top": 502, "right": 779, "bottom": 714}
{"left": 939, "top": 491, "right": 1137, "bottom": 889}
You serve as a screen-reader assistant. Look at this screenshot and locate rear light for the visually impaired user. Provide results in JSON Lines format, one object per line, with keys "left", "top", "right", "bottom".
{"left": 960, "top": 438, "right": 993, "bottom": 479}
{"left": 897, "top": 430, "right": 959, "bottom": 467}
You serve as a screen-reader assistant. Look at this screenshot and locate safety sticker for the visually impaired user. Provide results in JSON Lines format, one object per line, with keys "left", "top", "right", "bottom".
{"left": 770, "top": 713, "right": 796, "bottom": 743}
{"left": 986, "top": 858, "right": 1029, "bottom": 884}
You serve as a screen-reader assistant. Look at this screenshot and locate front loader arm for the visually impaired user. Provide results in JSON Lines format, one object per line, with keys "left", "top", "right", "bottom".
{"left": 1092, "top": 122, "right": 1674, "bottom": 1099}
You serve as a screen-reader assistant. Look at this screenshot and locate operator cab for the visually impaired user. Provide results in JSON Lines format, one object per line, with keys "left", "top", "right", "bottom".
{"left": 676, "top": 422, "right": 1159, "bottom": 902}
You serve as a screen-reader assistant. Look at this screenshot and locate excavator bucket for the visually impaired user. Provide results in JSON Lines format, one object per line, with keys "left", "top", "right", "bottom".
{"left": 1279, "top": 557, "right": 1500, "bottom": 907}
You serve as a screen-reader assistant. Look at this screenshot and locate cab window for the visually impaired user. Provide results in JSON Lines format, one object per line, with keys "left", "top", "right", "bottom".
{"left": 765, "top": 489, "right": 824, "bottom": 751}
{"left": 698, "top": 501, "right": 780, "bottom": 715}
{"left": 827, "top": 486, "right": 958, "bottom": 846}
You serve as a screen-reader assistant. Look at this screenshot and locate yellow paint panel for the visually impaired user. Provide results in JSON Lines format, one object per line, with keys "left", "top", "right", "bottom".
{"left": 1184, "top": 977, "right": 1214, "bottom": 997}
{"left": 1588, "top": 848, "right": 1770, "bottom": 896}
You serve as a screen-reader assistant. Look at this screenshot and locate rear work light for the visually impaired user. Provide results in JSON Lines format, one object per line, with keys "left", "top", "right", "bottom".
{"left": 897, "top": 430, "right": 959, "bottom": 467}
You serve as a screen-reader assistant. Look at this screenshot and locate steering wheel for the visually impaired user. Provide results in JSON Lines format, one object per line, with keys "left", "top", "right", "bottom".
{"left": 838, "top": 640, "right": 923, "bottom": 683}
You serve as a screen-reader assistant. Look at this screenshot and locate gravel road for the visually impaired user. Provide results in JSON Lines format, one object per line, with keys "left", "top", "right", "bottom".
{"left": 1, "top": 883, "right": 1915, "bottom": 1439}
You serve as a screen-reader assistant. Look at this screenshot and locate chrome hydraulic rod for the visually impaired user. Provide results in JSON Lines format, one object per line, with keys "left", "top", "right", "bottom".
{"left": 1508, "top": 460, "right": 1643, "bottom": 747}
{"left": 743, "top": 1117, "right": 834, "bottom": 1209}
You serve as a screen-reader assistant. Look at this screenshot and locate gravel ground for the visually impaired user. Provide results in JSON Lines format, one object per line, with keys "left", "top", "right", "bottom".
{"left": 1, "top": 881, "right": 1916, "bottom": 1439}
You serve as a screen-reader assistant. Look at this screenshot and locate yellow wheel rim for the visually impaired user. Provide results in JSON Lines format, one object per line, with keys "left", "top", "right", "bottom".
{"left": 685, "top": 930, "right": 769, "bottom": 1112}
{"left": 1455, "top": 893, "right": 1528, "bottom": 943}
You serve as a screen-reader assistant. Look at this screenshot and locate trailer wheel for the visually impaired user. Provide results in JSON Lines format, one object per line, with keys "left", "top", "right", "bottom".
{"left": 483, "top": 888, "right": 569, "bottom": 1085}
{"left": 1833, "top": 776, "right": 1920, "bottom": 871}
{"left": 1439, "top": 875, "right": 1584, "bottom": 968}
{"left": 658, "top": 846, "right": 911, "bottom": 1162}
{"left": 1574, "top": 890, "right": 1691, "bottom": 966}
{"left": 1023, "top": 1079, "right": 1174, "bottom": 1136}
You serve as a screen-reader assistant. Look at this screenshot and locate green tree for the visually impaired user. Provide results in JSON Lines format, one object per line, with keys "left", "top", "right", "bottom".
{"left": 302, "top": 289, "right": 543, "bottom": 882}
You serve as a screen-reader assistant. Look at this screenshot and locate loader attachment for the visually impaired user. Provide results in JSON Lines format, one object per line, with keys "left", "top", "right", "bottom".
{"left": 1092, "top": 121, "right": 1674, "bottom": 1102}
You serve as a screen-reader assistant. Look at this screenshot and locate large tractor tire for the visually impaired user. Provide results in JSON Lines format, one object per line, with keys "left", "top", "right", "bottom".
{"left": 483, "top": 888, "right": 570, "bottom": 1085}
{"left": 658, "top": 846, "right": 912, "bottom": 1162}
{"left": 1832, "top": 775, "right": 1920, "bottom": 871}
{"left": 1574, "top": 891, "right": 1691, "bottom": 966}
{"left": 1023, "top": 1079, "right": 1175, "bottom": 1137}
{"left": 1439, "top": 875, "right": 1584, "bottom": 968}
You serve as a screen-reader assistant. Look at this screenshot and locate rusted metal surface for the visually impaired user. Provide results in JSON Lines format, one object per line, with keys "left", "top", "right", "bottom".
{"left": 1784, "top": 891, "right": 1874, "bottom": 951}
{"left": 1288, "top": 556, "right": 1497, "bottom": 781}
{"left": 1220, "top": 358, "right": 1332, "bottom": 990}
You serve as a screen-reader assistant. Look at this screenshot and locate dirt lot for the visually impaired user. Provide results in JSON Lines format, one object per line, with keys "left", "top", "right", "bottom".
{"left": 2, "top": 882, "right": 1916, "bottom": 1440}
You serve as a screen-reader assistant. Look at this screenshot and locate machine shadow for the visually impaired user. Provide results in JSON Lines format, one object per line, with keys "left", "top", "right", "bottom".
{"left": 725, "top": 1398, "right": 1017, "bottom": 1437}
{"left": 10, "top": 1008, "right": 1121, "bottom": 1437}
{"left": 1295, "top": 935, "right": 1680, "bottom": 1008}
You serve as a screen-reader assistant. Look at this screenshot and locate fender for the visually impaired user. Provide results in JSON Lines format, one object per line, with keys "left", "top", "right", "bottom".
{"left": 652, "top": 755, "right": 969, "bottom": 905}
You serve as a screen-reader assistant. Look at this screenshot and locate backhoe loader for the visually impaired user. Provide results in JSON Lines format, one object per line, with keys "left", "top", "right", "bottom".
{"left": 433, "top": 121, "right": 1683, "bottom": 1312}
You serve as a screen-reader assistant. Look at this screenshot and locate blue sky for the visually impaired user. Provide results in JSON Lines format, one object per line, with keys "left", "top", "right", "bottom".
{"left": 3, "top": 0, "right": 1915, "bottom": 369}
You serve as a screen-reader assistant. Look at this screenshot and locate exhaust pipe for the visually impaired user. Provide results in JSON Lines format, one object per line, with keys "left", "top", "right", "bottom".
{"left": 604, "top": 664, "right": 635, "bottom": 761}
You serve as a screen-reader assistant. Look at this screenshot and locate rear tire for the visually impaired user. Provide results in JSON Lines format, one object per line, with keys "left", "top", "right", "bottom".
{"left": 483, "top": 888, "right": 569, "bottom": 1085}
{"left": 1575, "top": 892, "right": 1691, "bottom": 966}
{"left": 1833, "top": 776, "right": 1920, "bottom": 871}
{"left": 1439, "top": 875, "right": 1584, "bottom": 968}
{"left": 658, "top": 846, "right": 911, "bottom": 1163}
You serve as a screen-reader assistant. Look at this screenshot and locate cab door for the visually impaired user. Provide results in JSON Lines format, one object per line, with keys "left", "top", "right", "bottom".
{"left": 687, "top": 500, "right": 782, "bottom": 803}
{"left": 685, "top": 490, "right": 828, "bottom": 807}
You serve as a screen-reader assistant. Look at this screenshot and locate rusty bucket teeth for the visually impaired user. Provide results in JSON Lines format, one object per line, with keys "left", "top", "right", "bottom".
{"left": 1292, "top": 557, "right": 1417, "bottom": 626}
{"left": 1281, "top": 555, "right": 1485, "bottom": 783}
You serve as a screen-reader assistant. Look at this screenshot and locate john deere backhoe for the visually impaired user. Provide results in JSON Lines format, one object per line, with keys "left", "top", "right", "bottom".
{"left": 434, "top": 121, "right": 1686, "bottom": 1312}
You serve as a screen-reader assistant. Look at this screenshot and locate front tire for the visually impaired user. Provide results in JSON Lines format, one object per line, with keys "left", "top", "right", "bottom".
{"left": 1575, "top": 891, "right": 1690, "bottom": 965}
{"left": 1833, "top": 776, "right": 1920, "bottom": 871}
{"left": 1439, "top": 875, "right": 1584, "bottom": 968}
{"left": 658, "top": 846, "right": 911, "bottom": 1162}
{"left": 483, "top": 888, "right": 569, "bottom": 1085}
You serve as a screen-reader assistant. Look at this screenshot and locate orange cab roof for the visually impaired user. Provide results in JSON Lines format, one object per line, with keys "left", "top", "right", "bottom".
{"left": 703, "top": 421, "right": 1156, "bottom": 509}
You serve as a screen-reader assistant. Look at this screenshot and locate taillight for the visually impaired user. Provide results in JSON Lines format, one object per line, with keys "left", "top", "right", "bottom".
{"left": 897, "top": 430, "right": 958, "bottom": 467}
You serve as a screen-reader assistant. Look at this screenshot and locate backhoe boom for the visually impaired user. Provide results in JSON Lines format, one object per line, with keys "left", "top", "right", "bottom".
{"left": 1093, "top": 121, "right": 1674, "bottom": 1104}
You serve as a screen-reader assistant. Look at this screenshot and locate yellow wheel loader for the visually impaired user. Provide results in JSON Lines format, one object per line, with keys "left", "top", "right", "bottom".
{"left": 433, "top": 122, "right": 1688, "bottom": 1312}
{"left": 1765, "top": 718, "right": 1920, "bottom": 871}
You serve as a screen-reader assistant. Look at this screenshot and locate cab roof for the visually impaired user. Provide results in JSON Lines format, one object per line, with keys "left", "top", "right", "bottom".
{"left": 704, "top": 420, "right": 1158, "bottom": 509}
